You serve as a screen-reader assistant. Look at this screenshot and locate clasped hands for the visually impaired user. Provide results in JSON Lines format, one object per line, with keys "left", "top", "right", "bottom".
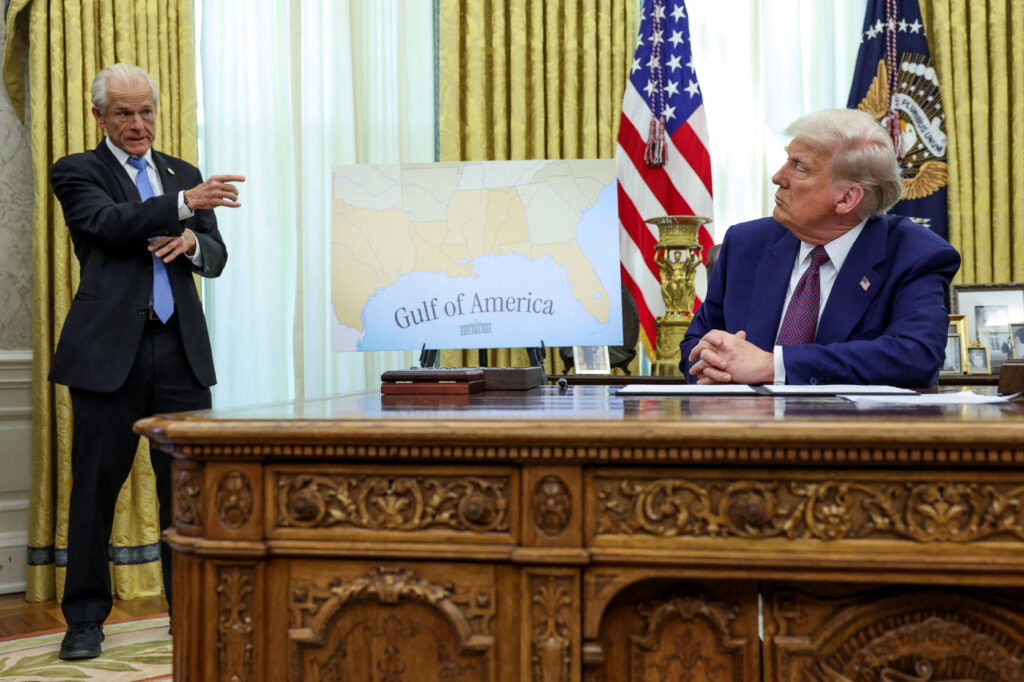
{"left": 150, "top": 174, "right": 245, "bottom": 263}
{"left": 149, "top": 229, "right": 198, "bottom": 262}
{"left": 687, "top": 330, "right": 775, "bottom": 384}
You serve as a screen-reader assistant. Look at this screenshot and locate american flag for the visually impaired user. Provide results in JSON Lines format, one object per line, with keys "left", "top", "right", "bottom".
{"left": 616, "top": 0, "right": 714, "bottom": 358}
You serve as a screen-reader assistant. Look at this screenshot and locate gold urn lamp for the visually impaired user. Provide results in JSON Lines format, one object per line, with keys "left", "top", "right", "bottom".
{"left": 644, "top": 215, "right": 710, "bottom": 376}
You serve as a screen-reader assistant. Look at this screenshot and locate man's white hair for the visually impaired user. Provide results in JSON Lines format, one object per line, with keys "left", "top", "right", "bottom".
{"left": 90, "top": 63, "right": 160, "bottom": 114}
{"left": 785, "top": 108, "right": 905, "bottom": 218}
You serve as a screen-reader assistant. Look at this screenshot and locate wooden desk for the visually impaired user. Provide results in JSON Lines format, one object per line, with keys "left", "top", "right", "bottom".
{"left": 136, "top": 386, "right": 1024, "bottom": 682}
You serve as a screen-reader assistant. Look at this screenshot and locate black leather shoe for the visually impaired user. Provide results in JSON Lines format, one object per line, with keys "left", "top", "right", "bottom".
{"left": 59, "top": 622, "right": 104, "bottom": 660}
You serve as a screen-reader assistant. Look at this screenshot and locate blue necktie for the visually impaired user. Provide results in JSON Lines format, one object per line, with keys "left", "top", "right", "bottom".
{"left": 128, "top": 157, "right": 174, "bottom": 323}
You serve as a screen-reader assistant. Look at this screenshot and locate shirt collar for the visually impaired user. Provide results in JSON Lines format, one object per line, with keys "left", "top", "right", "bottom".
{"left": 105, "top": 137, "right": 154, "bottom": 171}
{"left": 797, "top": 218, "right": 867, "bottom": 272}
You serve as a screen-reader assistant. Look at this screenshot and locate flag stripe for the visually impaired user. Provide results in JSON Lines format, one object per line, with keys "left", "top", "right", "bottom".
{"left": 673, "top": 120, "right": 713, "bottom": 197}
{"left": 617, "top": 115, "right": 695, "bottom": 217}
{"left": 618, "top": 184, "right": 664, "bottom": 308}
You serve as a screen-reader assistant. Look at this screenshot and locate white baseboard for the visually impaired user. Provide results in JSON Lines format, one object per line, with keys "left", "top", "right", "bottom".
{"left": 0, "top": 530, "right": 27, "bottom": 594}
{"left": 0, "top": 350, "right": 31, "bottom": 595}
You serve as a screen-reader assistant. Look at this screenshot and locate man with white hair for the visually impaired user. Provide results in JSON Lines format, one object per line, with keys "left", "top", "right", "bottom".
{"left": 682, "top": 108, "right": 959, "bottom": 386}
{"left": 49, "top": 63, "right": 244, "bottom": 659}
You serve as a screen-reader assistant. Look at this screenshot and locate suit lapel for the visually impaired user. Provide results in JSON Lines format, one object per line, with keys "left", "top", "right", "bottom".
{"left": 152, "top": 151, "right": 179, "bottom": 194}
{"left": 95, "top": 139, "right": 139, "bottom": 201}
{"left": 745, "top": 229, "right": 799, "bottom": 349}
{"left": 95, "top": 140, "right": 179, "bottom": 199}
{"left": 816, "top": 216, "right": 888, "bottom": 343}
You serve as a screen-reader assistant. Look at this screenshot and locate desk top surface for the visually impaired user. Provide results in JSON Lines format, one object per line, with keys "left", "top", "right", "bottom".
{"left": 134, "top": 386, "right": 1024, "bottom": 467}
{"left": 172, "top": 384, "right": 1019, "bottom": 421}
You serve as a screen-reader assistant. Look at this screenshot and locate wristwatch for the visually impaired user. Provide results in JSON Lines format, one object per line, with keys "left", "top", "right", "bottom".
{"left": 183, "top": 191, "right": 191, "bottom": 209}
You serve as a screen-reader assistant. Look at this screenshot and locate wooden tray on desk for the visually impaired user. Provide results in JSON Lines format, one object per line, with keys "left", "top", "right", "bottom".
{"left": 380, "top": 367, "right": 485, "bottom": 394}
{"left": 380, "top": 392, "right": 473, "bottom": 407}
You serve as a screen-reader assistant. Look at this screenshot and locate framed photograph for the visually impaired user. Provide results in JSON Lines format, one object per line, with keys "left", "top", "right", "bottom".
{"left": 952, "top": 283, "right": 1024, "bottom": 372}
{"left": 966, "top": 344, "right": 991, "bottom": 375}
{"left": 987, "top": 330, "right": 1011, "bottom": 359}
{"left": 944, "top": 314, "right": 967, "bottom": 374}
{"left": 940, "top": 334, "right": 963, "bottom": 375}
{"left": 573, "top": 345, "right": 610, "bottom": 374}
{"left": 947, "top": 313, "right": 967, "bottom": 338}
{"left": 1011, "top": 323, "right": 1024, "bottom": 360}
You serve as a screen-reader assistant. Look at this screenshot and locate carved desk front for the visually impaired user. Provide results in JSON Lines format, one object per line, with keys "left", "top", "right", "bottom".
{"left": 135, "top": 386, "right": 1024, "bottom": 682}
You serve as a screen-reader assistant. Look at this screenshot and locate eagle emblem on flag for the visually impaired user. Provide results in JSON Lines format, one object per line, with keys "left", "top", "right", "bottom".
{"left": 856, "top": 57, "right": 948, "bottom": 201}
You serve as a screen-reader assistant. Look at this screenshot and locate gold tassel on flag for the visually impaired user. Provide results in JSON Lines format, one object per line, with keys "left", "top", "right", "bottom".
{"left": 645, "top": 117, "right": 666, "bottom": 167}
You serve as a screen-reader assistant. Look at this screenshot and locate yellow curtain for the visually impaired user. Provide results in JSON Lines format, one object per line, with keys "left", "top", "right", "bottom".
{"left": 920, "top": 1, "right": 1024, "bottom": 284}
{"left": 3, "top": 0, "right": 197, "bottom": 603}
{"left": 436, "top": 0, "right": 637, "bottom": 373}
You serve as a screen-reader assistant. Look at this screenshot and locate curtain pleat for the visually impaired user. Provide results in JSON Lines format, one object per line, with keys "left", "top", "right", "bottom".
{"left": 921, "top": 1, "right": 1023, "bottom": 284}
{"left": 437, "top": 0, "right": 636, "bottom": 372}
{"left": 3, "top": 0, "right": 197, "bottom": 603}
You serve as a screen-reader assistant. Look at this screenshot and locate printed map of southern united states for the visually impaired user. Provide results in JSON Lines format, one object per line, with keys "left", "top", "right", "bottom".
{"left": 331, "top": 161, "right": 614, "bottom": 336}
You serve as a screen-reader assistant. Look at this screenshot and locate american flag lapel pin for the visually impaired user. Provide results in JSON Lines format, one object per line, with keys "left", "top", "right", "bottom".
{"left": 859, "top": 276, "right": 871, "bottom": 291}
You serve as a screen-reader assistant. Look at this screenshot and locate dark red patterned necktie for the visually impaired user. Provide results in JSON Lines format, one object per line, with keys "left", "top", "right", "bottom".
{"left": 776, "top": 246, "right": 830, "bottom": 345}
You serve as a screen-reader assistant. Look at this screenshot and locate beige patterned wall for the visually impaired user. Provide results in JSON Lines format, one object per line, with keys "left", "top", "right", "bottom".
{"left": 0, "top": 20, "right": 34, "bottom": 351}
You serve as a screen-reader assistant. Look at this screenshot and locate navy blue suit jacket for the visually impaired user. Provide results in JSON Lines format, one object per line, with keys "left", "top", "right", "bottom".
{"left": 49, "top": 140, "right": 227, "bottom": 392}
{"left": 680, "top": 215, "right": 960, "bottom": 386}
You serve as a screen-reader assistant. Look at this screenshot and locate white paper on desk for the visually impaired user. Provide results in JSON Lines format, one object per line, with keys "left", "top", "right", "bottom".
{"left": 841, "top": 390, "right": 1014, "bottom": 406}
{"left": 762, "top": 384, "right": 916, "bottom": 396}
{"left": 616, "top": 384, "right": 759, "bottom": 396}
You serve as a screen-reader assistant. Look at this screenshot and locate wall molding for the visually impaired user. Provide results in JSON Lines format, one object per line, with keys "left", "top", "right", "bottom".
{"left": 0, "top": 530, "right": 27, "bottom": 593}
{"left": 0, "top": 495, "right": 29, "bottom": 514}
{"left": 0, "top": 350, "right": 31, "bottom": 420}
{"left": 0, "top": 349, "right": 31, "bottom": 595}
{"left": 0, "top": 407, "right": 30, "bottom": 421}
{"left": 0, "top": 349, "right": 31, "bottom": 376}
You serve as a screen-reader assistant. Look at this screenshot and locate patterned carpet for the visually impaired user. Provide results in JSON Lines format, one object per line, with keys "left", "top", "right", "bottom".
{"left": 0, "top": 616, "right": 171, "bottom": 681}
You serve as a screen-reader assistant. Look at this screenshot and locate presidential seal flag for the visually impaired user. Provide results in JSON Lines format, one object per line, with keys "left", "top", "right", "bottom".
{"left": 616, "top": 0, "right": 714, "bottom": 359}
{"left": 848, "top": 0, "right": 948, "bottom": 240}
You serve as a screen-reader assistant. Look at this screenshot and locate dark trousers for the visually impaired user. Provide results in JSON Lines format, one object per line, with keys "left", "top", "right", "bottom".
{"left": 62, "top": 313, "right": 210, "bottom": 625}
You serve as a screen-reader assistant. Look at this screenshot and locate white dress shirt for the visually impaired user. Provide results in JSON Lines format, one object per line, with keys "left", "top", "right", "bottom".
{"left": 105, "top": 137, "right": 202, "bottom": 265}
{"left": 773, "top": 219, "right": 867, "bottom": 383}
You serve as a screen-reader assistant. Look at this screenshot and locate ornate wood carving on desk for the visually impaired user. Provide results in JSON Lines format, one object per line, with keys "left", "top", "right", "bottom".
{"left": 137, "top": 385, "right": 1024, "bottom": 681}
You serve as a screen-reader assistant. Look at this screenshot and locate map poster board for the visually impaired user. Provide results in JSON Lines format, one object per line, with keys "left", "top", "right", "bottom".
{"left": 331, "top": 160, "right": 623, "bottom": 352}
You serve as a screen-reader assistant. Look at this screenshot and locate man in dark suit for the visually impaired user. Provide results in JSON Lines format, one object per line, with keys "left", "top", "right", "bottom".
{"left": 681, "top": 108, "right": 959, "bottom": 386}
{"left": 49, "top": 63, "right": 244, "bottom": 659}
